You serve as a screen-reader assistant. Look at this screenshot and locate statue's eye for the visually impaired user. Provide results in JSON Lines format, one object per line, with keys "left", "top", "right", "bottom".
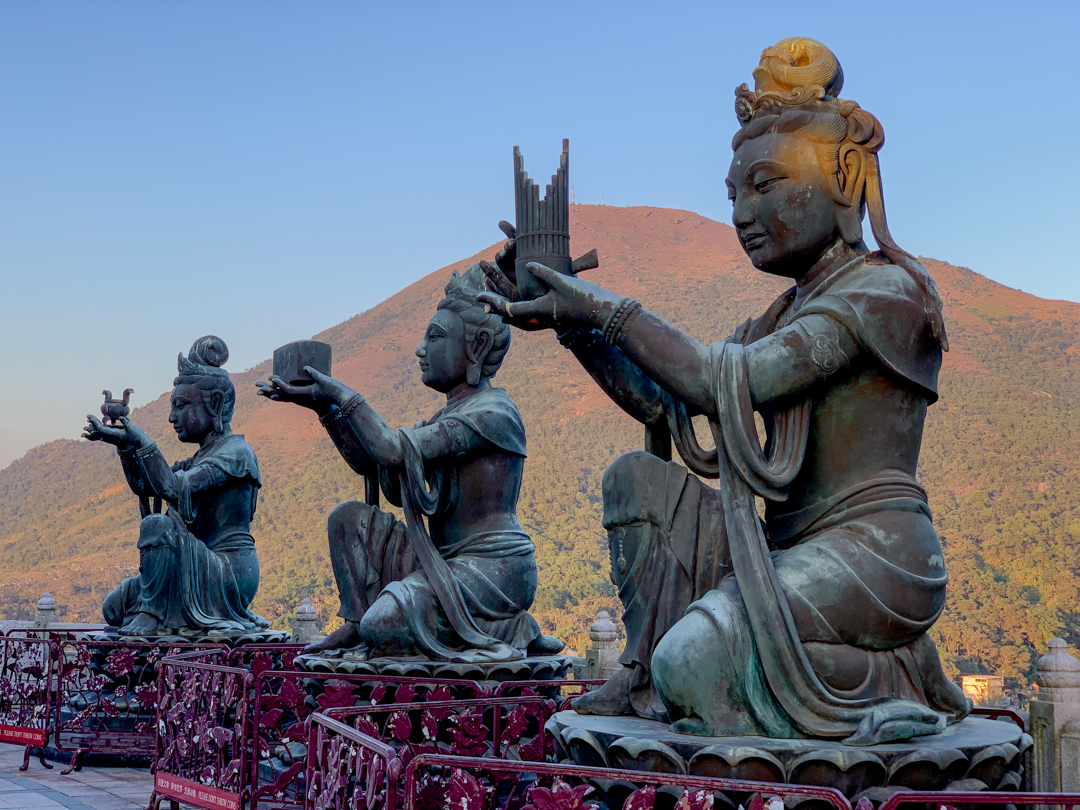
{"left": 754, "top": 176, "right": 784, "bottom": 193}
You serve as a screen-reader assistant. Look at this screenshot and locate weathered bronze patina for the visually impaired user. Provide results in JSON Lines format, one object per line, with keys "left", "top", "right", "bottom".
{"left": 258, "top": 266, "right": 563, "bottom": 662}
{"left": 481, "top": 38, "right": 969, "bottom": 745}
{"left": 86, "top": 336, "right": 269, "bottom": 637}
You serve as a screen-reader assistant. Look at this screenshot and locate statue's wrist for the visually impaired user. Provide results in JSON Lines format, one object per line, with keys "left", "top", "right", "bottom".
{"left": 135, "top": 441, "right": 159, "bottom": 460}
{"left": 320, "top": 393, "right": 366, "bottom": 426}
{"left": 602, "top": 297, "right": 643, "bottom": 345}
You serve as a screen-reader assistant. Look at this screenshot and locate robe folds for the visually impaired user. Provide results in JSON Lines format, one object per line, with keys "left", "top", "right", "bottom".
{"left": 103, "top": 434, "right": 269, "bottom": 634}
{"left": 605, "top": 255, "right": 970, "bottom": 744}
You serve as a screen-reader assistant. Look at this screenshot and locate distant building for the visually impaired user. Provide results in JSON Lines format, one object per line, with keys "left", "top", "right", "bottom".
{"left": 961, "top": 674, "right": 1005, "bottom": 704}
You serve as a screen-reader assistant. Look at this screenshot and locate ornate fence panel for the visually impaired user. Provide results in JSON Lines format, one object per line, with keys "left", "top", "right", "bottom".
{"left": 303, "top": 703, "right": 854, "bottom": 810}
{"left": 153, "top": 650, "right": 252, "bottom": 810}
{"left": 305, "top": 695, "right": 556, "bottom": 810}
{"left": 250, "top": 670, "right": 487, "bottom": 810}
{"left": 404, "top": 755, "right": 856, "bottom": 810}
{"left": 0, "top": 635, "right": 57, "bottom": 771}
{"left": 53, "top": 638, "right": 224, "bottom": 774}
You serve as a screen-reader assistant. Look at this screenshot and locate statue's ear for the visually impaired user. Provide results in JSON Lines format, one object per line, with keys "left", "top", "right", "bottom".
{"left": 206, "top": 390, "right": 225, "bottom": 417}
{"left": 464, "top": 327, "right": 494, "bottom": 385}
{"left": 836, "top": 143, "right": 866, "bottom": 244}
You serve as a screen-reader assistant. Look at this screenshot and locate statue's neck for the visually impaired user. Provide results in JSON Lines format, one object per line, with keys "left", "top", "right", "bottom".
{"left": 197, "top": 427, "right": 233, "bottom": 453}
{"left": 796, "top": 239, "right": 868, "bottom": 296}
{"left": 445, "top": 377, "right": 491, "bottom": 404}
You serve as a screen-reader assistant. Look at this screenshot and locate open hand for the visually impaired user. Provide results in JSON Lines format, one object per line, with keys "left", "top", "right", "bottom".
{"left": 83, "top": 415, "right": 149, "bottom": 450}
{"left": 479, "top": 220, "right": 518, "bottom": 301}
{"left": 256, "top": 367, "right": 354, "bottom": 416}
{"left": 478, "top": 262, "right": 622, "bottom": 333}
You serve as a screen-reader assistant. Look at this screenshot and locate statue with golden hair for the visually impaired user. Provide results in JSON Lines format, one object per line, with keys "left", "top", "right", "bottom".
{"left": 481, "top": 38, "right": 969, "bottom": 745}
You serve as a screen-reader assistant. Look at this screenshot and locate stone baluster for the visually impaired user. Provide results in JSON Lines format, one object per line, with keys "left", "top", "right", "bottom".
{"left": 33, "top": 592, "right": 57, "bottom": 628}
{"left": 290, "top": 598, "right": 323, "bottom": 645}
{"left": 1029, "top": 638, "right": 1080, "bottom": 792}
{"left": 585, "top": 610, "right": 620, "bottom": 680}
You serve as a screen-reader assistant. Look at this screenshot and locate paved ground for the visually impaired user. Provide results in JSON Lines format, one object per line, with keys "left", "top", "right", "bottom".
{"left": 0, "top": 746, "right": 157, "bottom": 810}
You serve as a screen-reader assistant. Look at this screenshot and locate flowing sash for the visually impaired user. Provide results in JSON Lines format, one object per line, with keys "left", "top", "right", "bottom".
{"left": 710, "top": 343, "right": 944, "bottom": 745}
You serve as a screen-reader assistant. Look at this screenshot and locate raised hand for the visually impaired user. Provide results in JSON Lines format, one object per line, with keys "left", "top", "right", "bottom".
{"left": 478, "top": 262, "right": 623, "bottom": 333}
{"left": 479, "top": 220, "right": 518, "bottom": 301}
{"left": 83, "top": 414, "right": 149, "bottom": 450}
{"left": 256, "top": 367, "right": 355, "bottom": 416}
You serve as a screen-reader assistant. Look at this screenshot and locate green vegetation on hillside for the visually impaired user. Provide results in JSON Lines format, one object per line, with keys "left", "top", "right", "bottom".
{"left": 0, "top": 206, "right": 1077, "bottom": 686}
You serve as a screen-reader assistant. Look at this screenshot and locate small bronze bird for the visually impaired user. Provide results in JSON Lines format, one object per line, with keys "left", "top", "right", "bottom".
{"left": 101, "top": 389, "right": 134, "bottom": 427}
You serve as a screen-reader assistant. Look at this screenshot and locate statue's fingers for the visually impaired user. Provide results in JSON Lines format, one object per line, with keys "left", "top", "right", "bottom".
{"left": 498, "top": 220, "right": 516, "bottom": 239}
{"left": 524, "top": 262, "right": 566, "bottom": 291}
{"left": 476, "top": 291, "right": 512, "bottom": 318}
{"left": 303, "top": 366, "right": 330, "bottom": 382}
{"left": 479, "top": 260, "right": 517, "bottom": 299}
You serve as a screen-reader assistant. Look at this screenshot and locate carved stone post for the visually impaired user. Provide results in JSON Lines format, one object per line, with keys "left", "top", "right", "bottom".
{"left": 33, "top": 592, "right": 56, "bottom": 628}
{"left": 290, "top": 598, "right": 323, "bottom": 645}
{"left": 586, "top": 610, "right": 620, "bottom": 680}
{"left": 1029, "top": 638, "right": 1080, "bottom": 792}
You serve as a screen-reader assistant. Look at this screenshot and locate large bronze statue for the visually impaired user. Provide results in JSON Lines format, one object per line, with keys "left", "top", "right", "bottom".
{"left": 85, "top": 336, "right": 269, "bottom": 637}
{"left": 258, "top": 267, "right": 562, "bottom": 662}
{"left": 481, "top": 38, "right": 969, "bottom": 745}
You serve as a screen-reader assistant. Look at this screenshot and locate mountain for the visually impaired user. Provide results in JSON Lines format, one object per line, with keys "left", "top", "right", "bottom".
{"left": 1, "top": 204, "right": 1078, "bottom": 683}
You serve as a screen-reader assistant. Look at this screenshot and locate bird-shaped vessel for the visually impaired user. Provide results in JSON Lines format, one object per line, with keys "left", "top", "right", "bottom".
{"left": 101, "top": 389, "right": 134, "bottom": 427}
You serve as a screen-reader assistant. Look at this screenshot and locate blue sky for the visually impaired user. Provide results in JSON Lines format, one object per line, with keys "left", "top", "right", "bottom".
{"left": 2, "top": 1, "right": 1078, "bottom": 468}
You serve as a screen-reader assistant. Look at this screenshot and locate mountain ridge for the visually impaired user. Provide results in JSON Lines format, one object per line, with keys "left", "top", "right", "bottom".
{"left": 3, "top": 204, "right": 1078, "bottom": 682}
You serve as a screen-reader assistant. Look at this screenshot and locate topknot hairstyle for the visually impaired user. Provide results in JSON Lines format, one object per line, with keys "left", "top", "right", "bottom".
{"left": 437, "top": 265, "right": 511, "bottom": 378}
{"left": 174, "top": 335, "right": 236, "bottom": 425}
{"left": 732, "top": 38, "right": 946, "bottom": 349}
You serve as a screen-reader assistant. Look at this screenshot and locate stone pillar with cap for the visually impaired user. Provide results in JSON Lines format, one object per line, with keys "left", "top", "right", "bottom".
{"left": 585, "top": 610, "right": 621, "bottom": 680}
{"left": 290, "top": 598, "right": 324, "bottom": 645}
{"left": 1029, "top": 637, "right": 1080, "bottom": 792}
{"left": 33, "top": 592, "right": 57, "bottom": 628}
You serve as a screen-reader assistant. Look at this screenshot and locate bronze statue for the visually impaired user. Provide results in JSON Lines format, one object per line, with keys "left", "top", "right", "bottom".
{"left": 257, "top": 267, "right": 563, "bottom": 662}
{"left": 85, "top": 336, "right": 269, "bottom": 637}
{"left": 481, "top": 38, "right": 969, "bottom": 745}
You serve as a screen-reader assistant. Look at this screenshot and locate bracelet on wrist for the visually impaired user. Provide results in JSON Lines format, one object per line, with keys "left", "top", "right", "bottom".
{"left": 135, "top": 442, "right": 159, "bottom": 460}
{"left": 602, "top": 298, "right": 642, "bottom": 345}
{"left": 320, "top": 393, "right": 365, "bottom": 426}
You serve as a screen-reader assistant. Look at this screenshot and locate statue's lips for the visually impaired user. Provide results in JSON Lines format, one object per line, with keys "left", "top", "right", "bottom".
{"left": 741, "top": 233, "right": 768, "bottom": 250}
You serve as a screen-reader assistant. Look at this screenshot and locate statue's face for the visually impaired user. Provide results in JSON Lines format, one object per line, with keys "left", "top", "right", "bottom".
{"left": 169, "top": 383, "right": 214, "bottom": 443}
{"left": 726, "top": 131, "right": 842, "bottom": 278}
{"left": 416, "top": 309, "right": 468, "bottom": 393}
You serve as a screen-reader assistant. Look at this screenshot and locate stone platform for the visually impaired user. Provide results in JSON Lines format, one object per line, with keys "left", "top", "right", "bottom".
{"left": 548, "top": 711, "right": 1030, "bottom": 802}
{"left": 84, "top": 628, "right": 292, "bottom": 646}
{"left": 295, "top": 651, "right": 574, "bottom": 685}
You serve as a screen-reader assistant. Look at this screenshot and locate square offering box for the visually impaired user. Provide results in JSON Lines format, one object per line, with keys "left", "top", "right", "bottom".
{"left": 273, "top": 341, "right": 332, "bottom": 385}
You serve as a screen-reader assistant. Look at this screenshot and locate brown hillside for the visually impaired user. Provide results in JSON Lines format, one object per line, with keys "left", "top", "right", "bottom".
{"left": 1, "top": 204, "right": 1078, "bottom": 682}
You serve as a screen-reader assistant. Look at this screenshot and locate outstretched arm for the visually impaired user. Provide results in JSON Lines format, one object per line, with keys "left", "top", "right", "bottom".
{"left": 557, "top": 328, "right": 666, "bottom": 426}
{"left": 258, "top": 368, "right": 458, "bottom": 468}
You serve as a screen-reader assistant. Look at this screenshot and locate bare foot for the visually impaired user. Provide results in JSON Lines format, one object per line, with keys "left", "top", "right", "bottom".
{"left": 527, "top": 634, "right": 566, "bottom": 656}
{"left": 572, "top": 665, "right": 633, "bottom": 716}
{"left": 305, "top": 622, "right": 360, "bottom": 653}
{"left": 119, "top": 612, "right": 160, "bottom": 637}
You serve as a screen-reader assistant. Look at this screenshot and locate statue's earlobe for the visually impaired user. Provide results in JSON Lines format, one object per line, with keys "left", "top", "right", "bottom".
{"left": 207, "top": 390, "right": 226, "bottom": 431}
{"left": 465, "top": 328, "right": 494, "bottom": 386}
{"left": 836, "top": 144, "right": 866, "bottom": 244}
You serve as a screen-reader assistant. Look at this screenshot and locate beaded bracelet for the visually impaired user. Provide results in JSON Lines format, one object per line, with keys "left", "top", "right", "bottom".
{"left": 320, "top": 393, "right": 366, "bottom": 426}
{"left": 135, "top": 442, "right": 159, "bottom": 460}
{"left": 602, "top": 298, "right": 642, "bottom": 345}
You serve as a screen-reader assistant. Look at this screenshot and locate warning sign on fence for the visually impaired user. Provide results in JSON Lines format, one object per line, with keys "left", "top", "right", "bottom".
{"left": 155, "top": 772, "right": 240, "bottom": 810}
{"left": 0, "top": 725, "right": 46, "bottom": 746}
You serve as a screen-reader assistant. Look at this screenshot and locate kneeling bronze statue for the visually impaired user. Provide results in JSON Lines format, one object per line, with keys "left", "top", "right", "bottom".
{"left": 258, "top": 267, "right": 562, "bottom": 662}
{"left": 86, "top": 336, "right": 269, "bottom": 637}
{"left": 481, "top": 38, "right": 969, "bottom": 745}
